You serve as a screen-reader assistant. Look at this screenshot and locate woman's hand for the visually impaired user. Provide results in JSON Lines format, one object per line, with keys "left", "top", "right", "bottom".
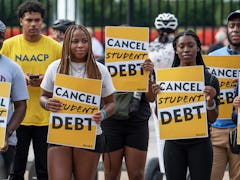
{"left": 45, "top": 98, "right": 62, "bottom": 112}
{"left": 203, "top": 86, "right": 216, "bottom": 102}
{"left": 152, "top": 84, "right": 161, "bottom": 95}
{"left": 92, "top": 111, "right": 104, "bottom": 124}
{"left": 141, "top": 59, "right": 154, "bottom": 73}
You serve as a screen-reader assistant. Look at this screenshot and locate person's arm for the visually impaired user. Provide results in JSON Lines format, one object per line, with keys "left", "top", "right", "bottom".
{"left": 204, "top": 86, "right": 219, "bottom": 123}
{"left": 92, "top": 94, "right": 115, "bottom": 124}
{"left": 232, "top": 89, "right": 240, "bottom": 124}
{"left": 142, "top": 59, "right": 156, "bottom": 102}
{"left": 0, "top": 100, "right": 27, "bottom": 151}
{"left": 40, "top": 90, "right": 62, "bottom": 112}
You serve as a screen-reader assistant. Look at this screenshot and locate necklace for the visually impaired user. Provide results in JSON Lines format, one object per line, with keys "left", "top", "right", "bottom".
{"left": 69, "top": 61, "right": 86, "bottom": 78}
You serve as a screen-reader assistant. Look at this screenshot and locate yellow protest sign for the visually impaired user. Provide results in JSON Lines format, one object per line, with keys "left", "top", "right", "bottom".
{"left": 156, "top": 66, "right": 208, "bottom": 140}
{"left": 105, "top": 26, "right": 149, "bottom": 92}
{"left": 47, "top": 74, "right": 102, "bottom": 149}
{"left": 0, "top": 82, "right": 11, "bottom": 148}
{"left": 203, "top": 55, "right": 240, "bottom": 119}
{"left": 237, "top": 84, "right": 240, "bottom": 145}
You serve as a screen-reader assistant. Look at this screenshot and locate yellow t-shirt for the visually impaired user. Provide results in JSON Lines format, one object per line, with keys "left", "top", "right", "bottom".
{"left": 1, "top": 34, "right": 62, "bottom": 126}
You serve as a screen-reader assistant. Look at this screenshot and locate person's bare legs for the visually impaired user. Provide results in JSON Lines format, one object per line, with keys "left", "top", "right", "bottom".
{"left": 103, "top": 148, "right": 124, "bottom": 180}
{"left": 125, "top": 146, "right": 147, "bottom": 180}
{"left": 73, "top": 148, "right": 101, "bottom": 180}
{"left": 48, "top": 146, "right": 72, "bottom": 180}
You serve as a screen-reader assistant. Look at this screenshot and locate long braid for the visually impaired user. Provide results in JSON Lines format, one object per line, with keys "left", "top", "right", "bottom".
{"left": 58, "top": 25, "right": 101, "bottom": 79}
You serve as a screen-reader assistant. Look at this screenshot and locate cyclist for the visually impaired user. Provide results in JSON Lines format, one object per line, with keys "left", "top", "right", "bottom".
{"left": 146, "top": 13, "right": 178, "bottom": 179}
{"left": 149, "top": 13, "right": 178, "bottom": 69}
{"left": 51, "top": 19, "right": 75, "bottom": 43}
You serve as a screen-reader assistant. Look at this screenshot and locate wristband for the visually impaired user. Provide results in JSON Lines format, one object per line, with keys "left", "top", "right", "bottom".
{"left": 101, "top": 109, "right": 107, "bottom": 120}
{"left": 207, "top": 100, "right": 216, "bottom": 110}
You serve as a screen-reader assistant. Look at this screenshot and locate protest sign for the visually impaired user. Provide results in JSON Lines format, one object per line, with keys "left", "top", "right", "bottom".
{"left": 105, "top": 26, "right": 149, "bottom": 91}
{"left": 48, "top": 74, "right": 102, "bottom": 149}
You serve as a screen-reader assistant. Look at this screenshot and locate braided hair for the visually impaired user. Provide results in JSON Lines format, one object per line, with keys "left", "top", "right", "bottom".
{"left": 171, "top": 29, "right": 206, "bottom": 67}
{"left": 58, "top": 24, "right": 101, "bottom": 80}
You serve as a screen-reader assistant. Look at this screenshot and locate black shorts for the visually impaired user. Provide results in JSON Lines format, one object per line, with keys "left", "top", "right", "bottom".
{"left": 101, "top": 119, "right": 149, "bottom": 152}
{"left": 48, "top": 134, "right": 104, "bottom": 153}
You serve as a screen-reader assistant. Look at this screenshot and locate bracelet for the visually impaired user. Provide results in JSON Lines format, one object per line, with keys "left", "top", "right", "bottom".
{"left": 101, "top": 109, "right": 107, "bottom": 120}
{"left": 207, "top": 100, "right": 216, "bottom": 110}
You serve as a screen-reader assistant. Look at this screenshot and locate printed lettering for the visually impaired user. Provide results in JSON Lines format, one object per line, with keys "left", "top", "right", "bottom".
{"left": 15, "top": 54, "right": 48, "bottom": 62}
{"left": 107, "top": 63, "right": 144, "bottom": 77}
{"left": 160, "top": 105, "right": 204, "bottom": 125}
{"left": 52, "top": 116, "right": 92, "bottom": 131}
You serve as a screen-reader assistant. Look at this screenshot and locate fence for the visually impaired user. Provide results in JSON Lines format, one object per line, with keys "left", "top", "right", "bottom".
{"left": 1, "top": 0, "right": 240, "bottom": 47}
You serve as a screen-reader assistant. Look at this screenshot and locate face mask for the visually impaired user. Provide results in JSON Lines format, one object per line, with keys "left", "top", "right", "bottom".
{"left": 158, "top": 32, "right": 175, "bottom": 43}
{"left": 167, "top": 34, "right": 175, "bottom": 42}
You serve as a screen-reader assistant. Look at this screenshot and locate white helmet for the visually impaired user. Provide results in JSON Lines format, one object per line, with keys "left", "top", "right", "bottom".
{"left": 154, "top": 13, "right": 178, "bottom": 30}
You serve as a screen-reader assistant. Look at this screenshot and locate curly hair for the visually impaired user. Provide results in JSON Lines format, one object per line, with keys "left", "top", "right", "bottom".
{"left": 58, "top": 24, "right": 101, "bottom": 80}
{"left": 171, "top": 29, "right": 206, "bottom": 67}
{"left": 17, "top": 0, "right": 45, "bottom": 19}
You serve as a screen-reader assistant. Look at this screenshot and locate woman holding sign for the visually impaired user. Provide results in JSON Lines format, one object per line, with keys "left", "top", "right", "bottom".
{"left": 102, "top": 60, "right": 156, "bottom": 180}
{"left": 156, "top": 30, "right": 220, "bottom": 180}
{"left": 40, "top": 25, "right": 115, "bottom": 180}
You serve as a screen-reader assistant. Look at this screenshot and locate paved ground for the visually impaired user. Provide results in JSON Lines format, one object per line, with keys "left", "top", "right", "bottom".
{"left": 25, "top": 115, "right": 230, "bottom": 180}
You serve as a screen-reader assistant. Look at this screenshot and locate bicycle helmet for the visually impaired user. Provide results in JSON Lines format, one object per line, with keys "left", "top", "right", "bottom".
{"left": 154, "top": 13, "right": 178, "bottom": 30}
{"left": 52, "top": 19, "right": 75, "bottom": 33}
{"left": 0, "top": 20, "right": 6, "bottom": 33}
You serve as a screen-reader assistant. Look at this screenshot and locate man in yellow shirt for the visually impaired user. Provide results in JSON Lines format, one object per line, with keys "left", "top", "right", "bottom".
{"left": 1, "top": 1, "right": 62, "bottom": 179}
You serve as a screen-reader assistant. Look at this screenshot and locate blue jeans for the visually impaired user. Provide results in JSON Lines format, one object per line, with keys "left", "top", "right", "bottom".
{"left": 0, "top": 145, "right": 15, "bottom": 179}
{"left": 9, "top": 125, "right": 48, "bottom": 180}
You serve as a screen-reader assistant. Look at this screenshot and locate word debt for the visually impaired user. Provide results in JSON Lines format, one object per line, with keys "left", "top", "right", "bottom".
{"left": 51, "top": 116, "right": 92, "bottom": 131}
{"left": 159, "top": 82, "right": 203, "bottom": 92}
{"left": 159, "top": 105, "right": 204, "bottom": 125}
{"left": 107, "top": 63, "right": 144, "bottom": 77}
{"left": 107, "top": 38, "right": 147, "bottom": 51}
{"left": 55, "top": 87, "right": 98, "bottom": 105}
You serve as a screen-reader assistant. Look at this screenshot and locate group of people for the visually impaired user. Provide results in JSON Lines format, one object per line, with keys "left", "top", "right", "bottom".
{"left": 149, "top": 10, "right": 240, "bottom": 180}
{"left": 0, "top": 0, "right": 240, "bottom": 180}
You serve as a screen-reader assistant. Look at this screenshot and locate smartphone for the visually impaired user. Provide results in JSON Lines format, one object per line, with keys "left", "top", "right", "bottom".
{"left": 29, "top": 75, "right": 39, "bottom": 79}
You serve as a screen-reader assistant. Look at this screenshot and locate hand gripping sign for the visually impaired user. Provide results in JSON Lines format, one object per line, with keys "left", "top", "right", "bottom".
{"left": 47, "top": 74, "right": 102, "bottom": 149}
{"left": 0, "top": 82, "right": 11, "bottom": 148}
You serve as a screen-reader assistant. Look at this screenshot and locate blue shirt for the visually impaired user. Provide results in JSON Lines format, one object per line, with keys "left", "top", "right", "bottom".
{"left": 0, "top": 55, "right": 29, "bottom": 145}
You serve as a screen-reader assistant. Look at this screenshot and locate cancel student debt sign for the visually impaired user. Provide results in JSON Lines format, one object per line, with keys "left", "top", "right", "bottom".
{"left": 0, "top": 82, "right": 10, "bottom": 148}
{"left": 203, "top": 56, "right": 240, "bottom": 119}
{"left": 105, "top": 26, "right": 149, "bottom": 91}
{"left": 48, "top": 74, "right": 102, "bottom": 149}
{"left": 157, "top": 66, "right": 208, "bottom": 140}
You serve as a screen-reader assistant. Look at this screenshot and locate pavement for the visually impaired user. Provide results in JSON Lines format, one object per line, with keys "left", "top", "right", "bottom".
{"left": 25, "top": 115, "right": 230, "bottom": 180}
